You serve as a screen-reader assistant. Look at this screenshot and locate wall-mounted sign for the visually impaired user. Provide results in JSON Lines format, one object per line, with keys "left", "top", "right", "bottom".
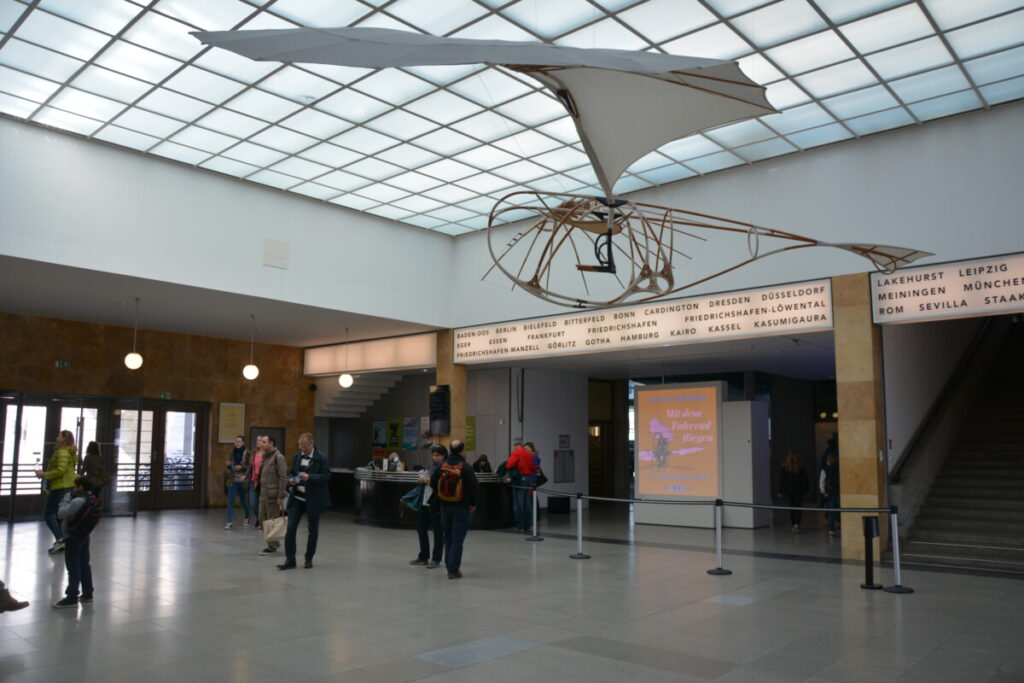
{"left": 454, "top": 280, "right": 832, "bottom": 364}
{"left": 871, "top": 252, "right": 1024, "bottom": 324}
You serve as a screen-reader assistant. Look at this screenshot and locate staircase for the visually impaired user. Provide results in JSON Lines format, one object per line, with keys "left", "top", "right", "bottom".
{"left": 902, "top": 321, "right": 1024, "bottom": 573}
{"left": 317, "top": 373, "right": 403, "bottom": 418}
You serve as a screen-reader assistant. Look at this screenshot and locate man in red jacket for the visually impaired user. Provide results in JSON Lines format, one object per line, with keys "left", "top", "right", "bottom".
{"left": 507, "top": 441, "right": 537, "bottom": 533}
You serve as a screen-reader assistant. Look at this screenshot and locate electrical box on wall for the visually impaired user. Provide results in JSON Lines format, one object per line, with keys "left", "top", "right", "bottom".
{"left": 429, "top": 384, "right": 450, "bottom": 436}
{"left": 554, "top": 449, "right": 574, "bottom": 483}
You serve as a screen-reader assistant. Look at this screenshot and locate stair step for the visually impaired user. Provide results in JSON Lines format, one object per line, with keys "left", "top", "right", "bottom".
{"left": 923, "top": 496, "right": 1022, "bottom": 511}
{"left": 911, "top": 528, "right": 1024, "bottom": 546}
{"left": 918, "top": 506, "right": 1024, "bottom": 522}
{"left": 913, "top": 517, "right": 1024, "bottom": 533}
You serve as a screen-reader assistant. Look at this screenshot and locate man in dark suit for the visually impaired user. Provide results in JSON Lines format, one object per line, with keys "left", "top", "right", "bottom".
{"left": 279, "top": 432, "right": 332, "bottom": 570}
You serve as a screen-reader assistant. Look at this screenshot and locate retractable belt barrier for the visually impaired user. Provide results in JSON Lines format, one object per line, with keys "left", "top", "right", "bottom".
{"left": 507, "top": 484, "right": 914, "bottom": 594}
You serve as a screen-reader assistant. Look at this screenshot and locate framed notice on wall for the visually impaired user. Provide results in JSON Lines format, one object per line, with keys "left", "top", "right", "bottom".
{"left": 218, "top": 403, "right": 245, "bottom": 443}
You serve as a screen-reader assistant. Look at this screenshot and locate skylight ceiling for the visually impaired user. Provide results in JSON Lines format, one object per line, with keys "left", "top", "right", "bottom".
{"left": 1, "top": 0, "right": 1021, "bottom": 237}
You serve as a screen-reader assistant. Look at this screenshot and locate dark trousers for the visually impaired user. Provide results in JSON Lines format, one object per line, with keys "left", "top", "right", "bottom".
{"left": 284, "top": 498, "right": 321, "bottom": 562}
{"left": 64, "top": 535, "right": 93, "bottom": 599}
{"left": 416, "top": 504, "right": 443, "bottom": 562}
{"left": 441, "top": 504, "right": 471, "bottom": 572}
{"left": 44, "top": 488, "right": 72, "bottom": 541}
{"left": 787, "top": 495, "right": 803, "bottom": 525}
{"left": 512, "top": 486, "right": 531, "bottom": 531}
{"left": 824, "top": 495, "right": 840, "bottom": 531}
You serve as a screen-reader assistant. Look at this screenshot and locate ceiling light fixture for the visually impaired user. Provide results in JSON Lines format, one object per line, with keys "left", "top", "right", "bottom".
{"left": 339, "top": 327, "right": 354, "bottom": 388}
{"left": 124, "top": 296, "right": 143, "bottom": 370}
{"left": 243, "top": 313, "right": 259, "bottom": 380}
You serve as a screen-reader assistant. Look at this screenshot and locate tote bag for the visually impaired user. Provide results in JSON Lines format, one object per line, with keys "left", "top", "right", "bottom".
{"left": 262, "top": 515, "right": 287, "bottom": 543}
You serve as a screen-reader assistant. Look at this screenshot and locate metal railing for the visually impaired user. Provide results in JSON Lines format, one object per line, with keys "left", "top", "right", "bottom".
{"left": 511, "top": 484, "right": 914, "bottom": 594}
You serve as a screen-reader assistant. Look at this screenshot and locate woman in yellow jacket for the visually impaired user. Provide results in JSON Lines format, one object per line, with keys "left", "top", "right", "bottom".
{"left": 35, "top": 430, "right": 79, "bottom": 553}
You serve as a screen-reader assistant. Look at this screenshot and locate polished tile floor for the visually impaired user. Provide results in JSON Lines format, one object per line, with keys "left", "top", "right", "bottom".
{"left": 1, "top": 504, "right": 1021, "bottom": 682}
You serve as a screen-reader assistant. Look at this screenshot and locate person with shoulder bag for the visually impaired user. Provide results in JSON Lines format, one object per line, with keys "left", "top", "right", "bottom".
{"left": 52, "top": 476, "right": 100, "bottom": 608}
{"left": 410, "top": 444, "right": 447, "bottom": 569}
{"left": 224, "top": 435, "right": 252, "bottom": 530}
{"left": 257, "top": 435, "right": 288, "bottom": 556}
{"left": 35, "top": 430, "right": 79, "bottom": 554}
{"left": 431, "top": 440, "right": 478, "bottom": 579}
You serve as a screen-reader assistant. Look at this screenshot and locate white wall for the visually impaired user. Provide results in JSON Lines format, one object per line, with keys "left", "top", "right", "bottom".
{"left": 882, "top": 317, "right": 982, "bottom": 469}
{"left": 0, "top": 118, "right": 453, "bottom": 327}
{"left": 451, "top": 101, "right": 1024, "bottom": 327}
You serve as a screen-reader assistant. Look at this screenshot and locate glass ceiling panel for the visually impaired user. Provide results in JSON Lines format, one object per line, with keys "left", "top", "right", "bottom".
{"left": 123, "top": 11, "right": 203, "bottom": 61}
{"left": 33, "top": 106, "right": 103, "bottom": 135}
{"left": 767, "top": 31, "right": 855, "bottom": 75}
{"left": 556, "top": 17, "right": 649, "bottom": 51}
{"left": 786, "top": 122, "right": 853, "bottom": 148}
{"left": 4, "top": 0, "right": 1020, "bottom": 235}
{"left": 267, "top": 0, "right": 369, "bottom": 28}
{"left": 907, "top": 89, "right": 982, "bottom": 121}
{"left": 839, "top": 4, "right": 934, "bottom": 55}
{"left": 299, "top": 142, "right": 362, "bottom": 168}
{"left": 227, "top": 88, "right": 303, "bottom": 122}
{"left": 663, "top": 23, "right": 752, "bottom": 61}
{"left": 814, "top": 0, "right": 905, "bottom": 24}
{"left": 149, "top": 140, "right": 210, "bottom": 165}
{"left": 258, "top": 66, "right": 339, "bottom": 102}
{"left": 0, "top": 39, "right": 83, "bottom": 82}
{"left": 404, "top": 90, "right": 482, "bottom": 126}
{"left": 732, "top": 0, "right": 826, "bottom": 49}
{"left": 945, "top": 10, "right": 1024, "bottom": 60}
{"left": 866, "top": 37, "right": 954, "bottom": 80}
{"left": 170, "top": 125, "right": 238, "bottom": 154}
{"left": 0, "top": 64, "right": 61, "bottom": 102}
{"left": 16, "top": 10, "right": 109, "bottom": 62}
{"left": 619, "top": 0, "right": 716, "bottom": 44}
{"left": 201, "top": 155, "right": 260, "bottom": 177}
{"left": 93, "top": 124, "right": 160, "bottom": 151}
{"left": 39, "top": 0, "right": 142, "bottom": 36}
{"left": 386, "top": 0, "right": 489, "bottom": 36}
{"left": 50, "top": 88, "right": 124, "bottom": 121}
{"left": 268, "top": 156, "right": 332, "bottom": 180}
{"left": 796, "top": 60, "right": 878, "bottom": 99}
{"left": 165, "top": 66, "right": 246, "bottom": 103}
{"left": 221, "top": 140, "right": 288, "bottom": 167}
{"left": 0, "top": 91, "right": 37, "bottom": 118}
{"left": 923, "top": 0, "right": 1024, "bottom": 31}
{"left": 889, "top": 65, "right": 971, "bottom": 102}
{"left": 502, "top": 0, "right": 602, "bottom": 39}
{"left": 821, "top": 85, "right": 899, "bottom": 119}
{"left": 964, "top": 46, "right": 1024, "bottom": 85}
{"left": 95, "top": 40, "right": 183, "bottom": 84}
{"left": 845, "top": 107, "right": 915, "bottom": 136}
{"left": 280, "top": 107, "right": 350, "bottom": 139}
{"left": 197, "top": 108, "right": 268, "bottom": 137}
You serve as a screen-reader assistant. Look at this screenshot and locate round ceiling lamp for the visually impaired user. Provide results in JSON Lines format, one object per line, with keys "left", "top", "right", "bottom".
{"left": 124, "top": 296, "right": 143, "bottom": 370}
{"left": 243, "top": 313, "right": 259, "bottom": 381}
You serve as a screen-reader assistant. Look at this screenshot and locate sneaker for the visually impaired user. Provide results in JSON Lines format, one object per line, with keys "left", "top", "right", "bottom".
{"left": 52, "top": 597, "right": 78, "bottom": 609}
{"left": 224, "top": 523, "right": 233, "bottom": 530}
{"left": 48, "top": 540, "right": 66, "bottom": 554}
{"left": 447, "top": 570, "right": 463, "bottom": 580}
{"left": 80, "top": 595, "right": 93, "bottom": 603}
{"left": 259, "top": 547, "right": 277, "bottom": 555}
{"left": 303, "top": 559, "right": 313, "bottom": 569}
{"left": 409, "top": 559, "right": 428, "bottom": 566}
{"left": 426, "top": 560, "right": 440, "bottom": 569}
{"left": 243, "top": 518, "right": 251, "bottom": 527}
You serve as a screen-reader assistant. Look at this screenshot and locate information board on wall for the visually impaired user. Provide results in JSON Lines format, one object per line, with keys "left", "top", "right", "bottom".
{"left": 454, "top": 280, "right": 832, "bottom": 364}
{"left": 872, "top": 252, "right": 1024, "bottom": 324}
{"left": 634, "top": 383, "right": 721, "bottom": 499}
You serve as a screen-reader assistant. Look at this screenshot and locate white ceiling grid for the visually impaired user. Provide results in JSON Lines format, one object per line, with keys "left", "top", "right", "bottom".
{"left": 1, "top": 0, "right": 1021, "bottom": 236}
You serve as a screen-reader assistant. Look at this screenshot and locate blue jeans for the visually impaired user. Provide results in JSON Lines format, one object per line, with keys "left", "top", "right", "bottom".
{"left": 249, "top": 484, "right": 260, "bottom": 526}
{"left": 44, "top": 488, "right": 72, "bottom": 541}
{"left": 825, "top": 495, "right": 840, "bottom": 532}
{"left": 416, "top": 504, "right": 443, "bottom": 563}
{"left": 512, "top": 486, "right": 531, "bottom": 531}
{"left": 226, "top": 482, "right": 251, "bottom": 523}
{"left": 64, "top": 535, "right": 93, "bottom": 599}
{"left": 441, "top": 504, "right": 471, "bottom": 573}
{"left": 284, "top": 498, "right": 321, "bottom": 562}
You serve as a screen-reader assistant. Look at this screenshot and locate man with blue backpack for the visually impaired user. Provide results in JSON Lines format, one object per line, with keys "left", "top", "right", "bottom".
{"left": 53, "top": 476, "right": 100, "bottom": 608}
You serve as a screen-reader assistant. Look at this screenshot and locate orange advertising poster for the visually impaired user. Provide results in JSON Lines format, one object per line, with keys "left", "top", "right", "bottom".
{"left": 635, "top": 384, "right": 720, "bottom": 498}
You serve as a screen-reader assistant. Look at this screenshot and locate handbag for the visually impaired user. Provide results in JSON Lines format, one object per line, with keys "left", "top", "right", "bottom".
{"left": 535, "top": 469, "right": 548, "bottom": 487}
{"left": 262, "top": 515, "right": 287, "bottom": 543}
{"left": 401, "top": 484, "right": 424, "bottom": 513}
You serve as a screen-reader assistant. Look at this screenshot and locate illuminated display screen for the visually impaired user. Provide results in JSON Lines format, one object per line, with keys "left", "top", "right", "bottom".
{"left": 635, "top": 384, "right": 721, "bottom": 498}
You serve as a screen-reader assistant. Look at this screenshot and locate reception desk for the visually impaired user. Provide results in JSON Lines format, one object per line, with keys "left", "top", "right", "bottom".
{"left": 353, "top": 468, "right": 514, "bottom": 529}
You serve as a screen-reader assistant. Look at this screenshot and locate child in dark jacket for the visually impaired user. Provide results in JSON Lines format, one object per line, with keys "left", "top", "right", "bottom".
{"left": 53, "top": 477, "right": 98, "bottom": 608}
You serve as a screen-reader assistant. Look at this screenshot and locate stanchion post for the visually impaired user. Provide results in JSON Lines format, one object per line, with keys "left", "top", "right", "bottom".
{"left": 861, "top": 516, "right": 882, "bottom": 589}
{"left": 707, "top": 499, "right": 732, "bottom": 576}
{"left": 569, "top": 492, "right": 590, "bottom": 560}
{"left": 526, "top": 484, "right": 543, "bottom": 542}
{"left": 884, "top": 505, "right": 914, "bottom": 594}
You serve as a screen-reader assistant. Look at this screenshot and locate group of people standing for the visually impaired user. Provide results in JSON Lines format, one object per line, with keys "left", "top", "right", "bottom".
{"left": 223, "top": 432, "right": 331, "bottom": 569}
{"left": 777, "top": 437, "right": 841, "bottom": 537}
